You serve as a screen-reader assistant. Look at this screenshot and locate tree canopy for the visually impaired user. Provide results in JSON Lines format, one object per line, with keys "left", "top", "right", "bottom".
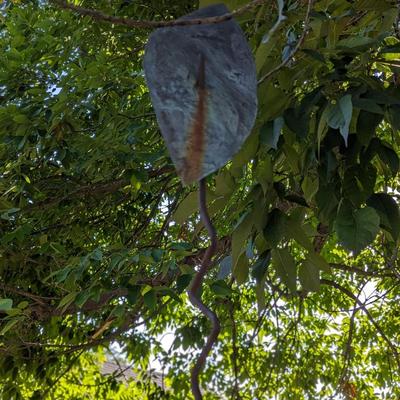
{"left": 1, "top": 0, "right": 400, "bottom": 399}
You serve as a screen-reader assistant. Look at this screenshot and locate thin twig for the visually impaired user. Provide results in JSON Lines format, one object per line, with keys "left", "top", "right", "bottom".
{"left": 321, "top": 279, "right": 400, "bottom": 370}
{"left": 51, "top": 0, "right": 265, "bottom": 29}
{"left": 41, "top": 350, "right": 85, "bottom": 397}
{"left": 258, "top": 0, "right": 314, "bottom": 84}
{"left": 338, "top": 302, "right": 357, "bottom": 386}
{"left": 187, "top": 179, "right": 220, "bottom": 400}
{"left": 229, "top": 301, "right": 241, "bottom": 399}
{"left": 0, "top": 284, "right": 56, "bottom": 305}
{"left": 153, "top": 188, "right": 183, "bottom": 245}
{"left": 329, "top": 263, "right": 396, "bottom": 279}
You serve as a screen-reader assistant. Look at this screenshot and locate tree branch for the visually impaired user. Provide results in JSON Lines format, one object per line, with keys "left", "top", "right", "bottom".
{"left": 329, "top": 263, "right": 396, "bottom": 279}
{"left": 23, "top": 166, "right": 173, "bottom": 212}
{"left": 51, "top": 0, "right": 265, "bottom": 29}
{"left": 321, "top": 279, "right": 400, "bottom": 370}
{"left": 258, "top": 0, "right": 314, "bottom": 84}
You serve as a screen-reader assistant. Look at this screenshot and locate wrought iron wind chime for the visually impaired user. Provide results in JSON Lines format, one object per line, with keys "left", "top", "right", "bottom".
{"left": 143, "top": 4, "right": 257, "bottom": 399}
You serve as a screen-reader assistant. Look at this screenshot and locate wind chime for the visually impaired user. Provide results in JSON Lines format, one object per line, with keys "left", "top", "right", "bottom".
{"left": 143, "top": 4, "right": 257, "bottom": 398}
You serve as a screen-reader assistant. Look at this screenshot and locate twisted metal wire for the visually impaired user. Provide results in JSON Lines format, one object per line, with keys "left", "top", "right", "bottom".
{"left": 187, "top": 178, "right": 220, "bottom": 400}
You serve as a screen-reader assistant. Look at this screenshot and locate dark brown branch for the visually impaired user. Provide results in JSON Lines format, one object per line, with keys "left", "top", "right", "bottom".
{"left": 22, "top": 308, "right": 140, "bottom": 353}
{"left": 23, "top": 178, "right": 128, "bottom": 212}
{"left": 0, "top": 284, "right": 56, "bottom": 306}
{"left": 52, "top": 0, "right": 265, "bottom": 29}
{"left": 187, "top": 179, "right": 220, "bottom": 400}
{"left": 329, "top": 263, "right": 396, "bottom": 279}
{"left": 313, "top": 223, "right": 329, "bottom": 253}
{"left": 258, "top": 0, "right": 314, "bottom": 84}
{"left": 20, "top": 299, "right": 182, "bottom": 355}
{"left": 23, "top": 166, "right": 173, "bottom": 212}
{"left": 0, "top": 285, "right": 129, "bottom": 321}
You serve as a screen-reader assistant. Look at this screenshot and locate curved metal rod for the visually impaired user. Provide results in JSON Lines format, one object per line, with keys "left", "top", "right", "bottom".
{"left": 187, "top": 178, "right": 220, "bottom": 400}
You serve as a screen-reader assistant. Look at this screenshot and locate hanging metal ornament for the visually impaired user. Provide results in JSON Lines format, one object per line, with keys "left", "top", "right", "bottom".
{"left": 143, "top": 3, "right": 258, "bottom": 185}
{"left": 144, "top": 4, "right": 257, "bottom": 399}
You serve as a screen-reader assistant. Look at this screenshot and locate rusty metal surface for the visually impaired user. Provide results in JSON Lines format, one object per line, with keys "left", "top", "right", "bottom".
{"left": 143, "top": 4, "right": 258, "bottom": 185}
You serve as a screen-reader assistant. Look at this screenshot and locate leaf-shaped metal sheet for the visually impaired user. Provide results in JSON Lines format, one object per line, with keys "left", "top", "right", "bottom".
{"left": 143, "top": 4, "right": 257, "bottom": 185}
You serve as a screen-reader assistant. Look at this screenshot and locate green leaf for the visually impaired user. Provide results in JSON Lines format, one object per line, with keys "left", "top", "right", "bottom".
{"left": 271, "top": 248, "right": 297, "bottom": 293}
{"left": 0, "top": 318, "right": 20, "bottom": 336}
{"left": 130, "top": 174, "right": 141, "bottom": 191}
{"left": 74, "top": 290, "right": 92, "bottom": 309}
{"left": 255, "top": 283, "right": 266, "bottom": 314}
{"left": 317, "top": 105, "right": 331, "bottom": 151}
{"left": 356, "top": 110, "right": 383, "bottom": 145}
{"left": 334, "top": 201, "right": 380, "bottom": 253}
{"left": 217, "top": 256, "right": 232, "bottom": 280}
{"left": 215, "top": 170, "right": 235, "bottom": 196}
{"left": 284, "top": 107, "right": 309, "bottom": 139}
{"left": 283, "top": 144, "right": 300, "bottom": 174}
{"left": 284, "top": 216, "right": 313, "bottom": 252}
{"left": 259, "top": 119, "right": 281, "bottom": 150}
{"left": 199, "top": 0, "right": 242, "bottom": 10}
{"left": 232, "top": 211, "right": 253, "bottom": 271}
{"left": 260, "top": 83, "right": 290, "bottom": 120}
{"left": 90, "top": 248, "right": 103, "bottom": 261}
{"left": 255, "top": 40, "right": 275, "bottom": 73}
{"left": 353, "top": 99, "right": 383, "bottom": 115}
{"left": 13, "top": 114, "right": 30, "bottom": 124}
{"left": 17, "top": 301, "right": 29, "bottom": 310}
{"left": 388, "top": 105, "right": 400, "bottom": 132}
{"left": 263, "top": 209, "right": 286, "bottom": 247}
{"left": 176, "top": 274, "right": 193, "bottom": 293}
{"left": 233, "top": 252, "right": 249, "bottom": 285}
{"left": 231, "top": 131, "right": 259, "bottom": 175}
{"left": 143, "top": 289, "right": 157, "bottom": 311}
{"left": 379, "top": 43, "right": 400, "bottom": 53}
{"left": 251, "top": 251, "right": 271, "bottom": 283}
{"left": 210, "top": 280, "right": 233, "bottom": 297}
{"left": 377, "top": 144, "right": 399, "bottom": 176}
{"left": 173, "top": 191, "right": 198, "bottom": 225}
{"left": 302, "top": 48, "right": 325, "bottom": 63}
{"left": 151, "top": 248, "right": 163, "bottom": 262}
{"left": 326, "top": 95, "right": 353, "bottom": 146}
{"left": 57, "top": 292, "right": 77, "bottom": 312}
{"left": 337, "top": 36, "right": 377, "bottom": 51}
{"left": 0, "top": 299, "right": 13, "bottom": 312}
{"left": 301, "top": 175, "right": 319, "bottom": 203}
{"left": 127, "top": 285, "right": 141, "bottom": 305}
{"left": 343, "top": 164, "right": 376, "bottom": 206}
{"left": 299, "top": 257, "right": 320, "bottom": 292}
{"left": 255, "top": 155, "right": 273, "bottom": 194}
{"left": 367, "top": 193, "right": 400, "bottom": 241}
{"left": 307, "top": 251, "right": 330, "bottom": 273}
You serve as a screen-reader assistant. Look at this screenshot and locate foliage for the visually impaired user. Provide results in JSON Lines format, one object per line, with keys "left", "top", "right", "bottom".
{"left": 1, "top": 0, "right": 400, "bottom": 398}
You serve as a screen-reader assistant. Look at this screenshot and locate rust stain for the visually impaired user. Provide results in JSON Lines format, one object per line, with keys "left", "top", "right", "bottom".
{"left": 182, "top": 55, "right": 207, "bottom": 184}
